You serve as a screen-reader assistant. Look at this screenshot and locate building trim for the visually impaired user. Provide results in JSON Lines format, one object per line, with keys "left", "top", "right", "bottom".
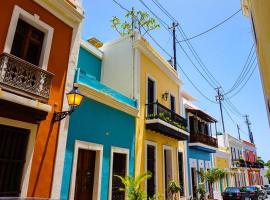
{"left": 4, "top": 5, "right": 54, "bottom": 70}
{"left": 0, "top": 117, "right": 38, "bottom": 198}
{"left": 0, "top": 88, "right": 52, "bottom": 112}
{"left": 76, "top": 82, "right": 138, "bottom": 117}
{"left": 188, "top": 142, "right": 218, "bottom": 152}
{"left": 68, "top": 140, "right": 103, "bottom": 200}
{"left": 144, "top": 140, "right": 158, "bottom": 196}
{"left": 108, "top": 146, "right": 130, "bottom": 200}
{"left": 80, "top": 39, "right": 103, "bottom": 59}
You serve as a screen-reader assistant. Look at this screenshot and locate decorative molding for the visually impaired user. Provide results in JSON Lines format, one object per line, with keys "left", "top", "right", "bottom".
{"left": 188, "top": 142, "right": 218, "bottom": 152}
{"left": 76, "top": 83, "right": 139, "bottom": 117}
{"left": 33, "top": 0, "right": 84, "bottom": 28}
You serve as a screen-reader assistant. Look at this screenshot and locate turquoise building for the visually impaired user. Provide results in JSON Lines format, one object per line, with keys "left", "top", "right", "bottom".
{"left": 60, "top": 40, "right": 138, "bottom": 200}
{"left": 182, "top": 93, "right": 218, "bottom": 198}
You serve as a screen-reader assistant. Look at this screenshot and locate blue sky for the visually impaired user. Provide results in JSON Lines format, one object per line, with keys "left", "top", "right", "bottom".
{"left": 81, "top": 0, "right": 269, "bottom": 161}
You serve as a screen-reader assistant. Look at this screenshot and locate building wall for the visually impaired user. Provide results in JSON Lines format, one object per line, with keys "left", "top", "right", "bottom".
{"left": 0, "top": 0, "right": 78, "bottom": 197}
{"left": 60, "top": 98, "right": 135, "bottom": 200}
{"left": 242, "top": 0, "right": 270, "bottom": 124}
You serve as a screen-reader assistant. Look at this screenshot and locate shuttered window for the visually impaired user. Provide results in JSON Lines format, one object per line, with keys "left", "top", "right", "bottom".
{"left": 178, "top": 152, "right": 185, "bottom": 197}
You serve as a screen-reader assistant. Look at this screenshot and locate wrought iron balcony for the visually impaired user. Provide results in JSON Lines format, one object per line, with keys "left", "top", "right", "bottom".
{"left": 145, "top": 101, "right": 188, "bottom": 140}
{"left": 189, "top": 132, "right": 218, "bottom": 149}
{"left": 0, "top": 53, "right": 54, "bottom": 103}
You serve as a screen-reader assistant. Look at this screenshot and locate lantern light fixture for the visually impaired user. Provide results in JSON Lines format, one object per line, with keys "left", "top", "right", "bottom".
{"left": 53, "top": 87, "right": 84, "bottom": 121}
{"left": 162, "top": 91, "right": 169, "bottom": 101}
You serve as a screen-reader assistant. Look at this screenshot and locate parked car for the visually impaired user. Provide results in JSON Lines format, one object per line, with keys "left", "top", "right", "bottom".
{"left": 254, "top": 185, "right": 268, "bottom": 199}
{"left": 264, "top": 184, "right": 270, "bottom": 195}
{"left": 244, "top": 186, "right": 264, "bottom": 200}
{"left": 222, "top": 187, "right": 249, "bottom": 200}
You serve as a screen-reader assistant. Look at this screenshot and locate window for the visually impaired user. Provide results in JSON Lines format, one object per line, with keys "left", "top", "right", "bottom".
{"left": 177, "top": 152, "right": 184, "bottom": 197}
{"left": 11, "top": 19, "right": 44, "bottom": 66}
{"left": 146, "top": 143, "right": 157, "bottom": 198}
{"left": 109, "top": 147, "right": 129, "bottom": 200}
{"left": 189, "top": 116, "right": 195, "bottom": 133}
{"left": 170, "top": 95, "right": 175, "bottom": 112}
{"left": 147, "top": 77, "right": 156, "bottom": 115}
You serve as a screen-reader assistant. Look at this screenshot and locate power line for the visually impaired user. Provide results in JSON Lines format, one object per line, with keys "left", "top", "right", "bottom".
{"left": 112, "top": 0, "right": 129, "bottom": 11}
{"left": 178, "top": 9, "right": 241, "bottom": 42}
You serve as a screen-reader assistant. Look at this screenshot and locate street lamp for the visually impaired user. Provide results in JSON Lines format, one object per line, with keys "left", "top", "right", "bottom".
{"left": 53, "top": 87, "right": 84, "bottom": 121}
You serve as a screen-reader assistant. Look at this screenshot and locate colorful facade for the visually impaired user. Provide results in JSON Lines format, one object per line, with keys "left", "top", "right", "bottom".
{"left": 241, "top": 0, "right": 270, "bottom": 126}
{"left": 59, "top": 40, "right": 138, "bottom": 200}
{"left": 182, "top": 92, "right": 219, "bottom": 199}
{"left": 101, "top": 33, "right": 189, "bottom": 199}
{"left": 0, "top": 0, "right": 83, "bottom": 198}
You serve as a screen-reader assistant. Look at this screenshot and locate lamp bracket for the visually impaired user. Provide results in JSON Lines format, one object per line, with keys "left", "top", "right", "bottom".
{"left": 53, "top": 109, "right": 74, "bottom": 122}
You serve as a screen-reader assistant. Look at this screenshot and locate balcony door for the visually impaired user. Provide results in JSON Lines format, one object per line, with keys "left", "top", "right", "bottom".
{"left": 11, "top": 19, "right": 44, "bottom": 66}
{"left": 147, "top": 77, "right": 156, "bottom": 115}
{"left": 163, "top": 147, "right": 173, "bottom": 200}
{"left": 0, "top": 124, "right": 30, "bottom": 197}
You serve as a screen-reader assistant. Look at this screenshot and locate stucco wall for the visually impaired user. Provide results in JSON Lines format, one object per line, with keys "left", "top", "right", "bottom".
{"left": 60, "top": 98, "right": 135, "bottom": 200}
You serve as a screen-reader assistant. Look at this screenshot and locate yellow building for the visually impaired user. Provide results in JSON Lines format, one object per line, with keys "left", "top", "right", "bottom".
{"left": 241, "top": 0, "right": 270, "bottom": 125}
{"left": 101, "top": 33, "right": 189, "bottom": 199}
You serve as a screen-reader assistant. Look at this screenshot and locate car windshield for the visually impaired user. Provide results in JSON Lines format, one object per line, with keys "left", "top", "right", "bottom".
{"left": 225, "top": 187, "right": 241, "bottom": 193}
{"left": 245, "top": 186, "right": 257, "bottom": 191}
{"left": 264, "top": 185, "right": 270, "bottom": 188}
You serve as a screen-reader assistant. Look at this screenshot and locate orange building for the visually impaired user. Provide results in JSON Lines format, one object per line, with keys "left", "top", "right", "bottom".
{"left": 0, "top": 0, "right": 83, "bottom": 198}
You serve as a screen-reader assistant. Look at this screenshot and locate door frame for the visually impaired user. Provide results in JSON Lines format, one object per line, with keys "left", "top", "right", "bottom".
{"left": 145, "top": 140, "right": 158, "bottom": 196}
{"left": 162, "top": 145, "right": 174, "bottom": 199}
{"left": 0, "top": 117, "right": 37, "bottom": 198}
{"left": 69, "top": 140, "right": 103, "bottom": 200}
{"left": 108, "top": 146, "right": 129, "bottom": 200}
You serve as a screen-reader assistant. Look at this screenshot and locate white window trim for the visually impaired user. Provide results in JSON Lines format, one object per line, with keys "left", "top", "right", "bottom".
{"left": 4, "top": 5, "right": 54, "bottom": 70}
{"left": 0, "top": 117, "right": 38, "bottom": 198}
{"left": 108, "top": 146, "right": 130, "bottom": 200}
{"left": 69, "top": 140, "right": 103, "bottom": 200}
{"left": 145, "top": 140, "right": 158, "bottom": 196}
{"left": 162, "top": 145, "right": 174, "bottom": 199}
{"left": 189, "top": 158, "right": 198, "bottom": 198}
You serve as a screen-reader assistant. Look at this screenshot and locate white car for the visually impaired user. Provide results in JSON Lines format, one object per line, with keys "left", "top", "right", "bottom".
{"left": 254, "top": 185, "right": 268, "bottom": 199}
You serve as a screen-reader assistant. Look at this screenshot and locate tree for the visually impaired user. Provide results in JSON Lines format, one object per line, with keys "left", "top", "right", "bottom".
{"left": 265, "top": 169, "right": 270, "bottom": 183}
{"left": 201, "top": 168, "right": 226, "bottom": 200}
{"left": 167, "top": 180, "right": 182, "bottom": 200}
{"left": 257, "top": 156, "right": 265, "bottom": 165}
{"left": 265, "top": 160, "right": 270, "bottom": 167}
{"left": 111, "top": 8, "right": 160, "bottom": 36}
{"left": 115, "top": 171, "right": 155, "bottom": 200}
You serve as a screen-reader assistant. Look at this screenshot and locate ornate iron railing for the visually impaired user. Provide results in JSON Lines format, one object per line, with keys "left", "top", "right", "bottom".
{"left": 0, "top": 53, "right": 54, "bottom": 103}
{"left": 145, "top": 101, "right": 187, "bottom": 131}
{"left": 189, "top": 132, "right": 218, "bottom": 148}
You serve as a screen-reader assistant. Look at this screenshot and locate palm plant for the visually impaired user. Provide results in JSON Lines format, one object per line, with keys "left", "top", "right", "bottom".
{"left": 201, "top": 168, "right": 226, "bottom": 199}
{"left": 115, "top": 172, "right": 152, "bottom": 200}
{"left": 167, "top": 180, "right": 182, "bottom": 200}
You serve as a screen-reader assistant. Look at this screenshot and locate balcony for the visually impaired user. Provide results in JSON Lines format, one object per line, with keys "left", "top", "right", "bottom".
{"left": 0, "top": 53, "right": 54, "bottom": 103}
{"left": 189, "top": 132, "right": 218, "bottom": 150}
{"left": 145, "top": 101, "right": 189, "bottom": 140}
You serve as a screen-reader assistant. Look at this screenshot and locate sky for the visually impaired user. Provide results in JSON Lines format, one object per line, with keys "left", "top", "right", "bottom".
{"left": 81, "top": 0, "right": 270, "bottom": 161}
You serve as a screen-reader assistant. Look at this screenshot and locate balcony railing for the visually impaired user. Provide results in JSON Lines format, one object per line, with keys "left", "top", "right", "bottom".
{"left": 146, "top": 101, "right": 187, "bottom": 130}
{"left": 0, "top": 53, "right": 54, "bottom": 103}
{"left": 189, "top": 132, "right": 218, "bottom": 148}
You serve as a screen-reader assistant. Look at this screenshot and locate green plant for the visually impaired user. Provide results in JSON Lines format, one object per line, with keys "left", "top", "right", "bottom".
{"left": 196, "top": 182, "right": 206, "bottom": 200}
{"left": 265, "top": 169, "right": 270, "bottom": 181}
{"left": 115, "top": 172, "right": 151, "bottom": 200}
{"left": 167, "top": 180, "right": 182, "bottom": 200}
{"left": 265, "top": 160, "right": 270, "bottom": 167}
{"left": 111, "top": 8, "right": 160, "bottom": 37}
{"left": 200, "top": 168, "right": 226, "bottom": 199}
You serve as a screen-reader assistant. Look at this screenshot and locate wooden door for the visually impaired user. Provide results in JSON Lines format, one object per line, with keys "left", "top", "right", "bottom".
{"left": 0, "top": 124, "right": 30, "bottom": 197}
{"left": 111, "top": 152, "right": 127, "bottom": 200}
{"left": 74, "top": 149, "right": 96, "bottom": 200}
{"left": 164, "top": 149, "right": 173, "bottom": 200}
{"left": 191, "top": 167, "right": 197, "bottom": 199}
{"left": 147, "top": 144, "right": 156, "bottom": 198}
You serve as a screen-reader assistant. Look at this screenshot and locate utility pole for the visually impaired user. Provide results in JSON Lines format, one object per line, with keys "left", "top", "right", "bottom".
{"left": 244, "top": 115, "right": 254, "bottom": 144}
{"left": 169, "top": 22, "right": 179, "bottom": 70}
{"left": 215, "top": 87, "right": 226, "bottom": 133}
{"left": 237, "top": 124, "right": 241, "bottom": 140}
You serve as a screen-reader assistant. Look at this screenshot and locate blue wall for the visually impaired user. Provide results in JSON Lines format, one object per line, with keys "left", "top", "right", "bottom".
{"left": 187, "top": 147, "right": 212, "bottom": 196}
{"left": 60, "top": 98, "right": 135, "bottom": 200}
{"left": 77, "top": 47, "right": 102, "bottom": 81}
